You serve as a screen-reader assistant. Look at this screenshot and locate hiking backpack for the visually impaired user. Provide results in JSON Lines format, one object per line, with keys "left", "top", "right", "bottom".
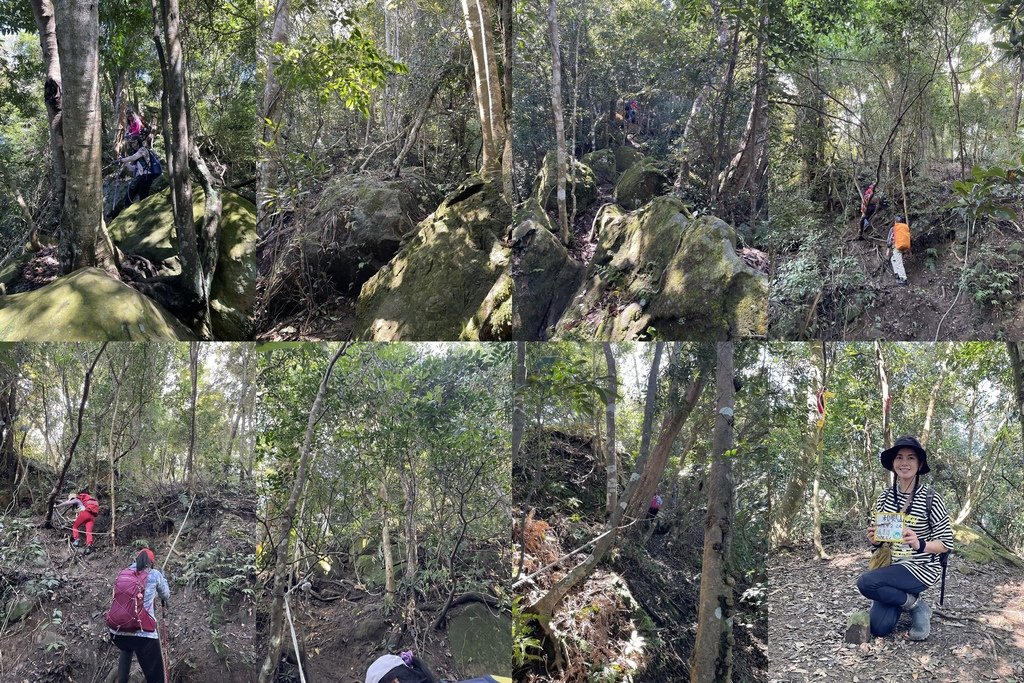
{"left": 79, "top": 493, "right": 100, "bottom": 515}
{"left": 923, "top": 486, "right": 951, "bottom": 606}
{"left": 148, "top": 151, "right": 162, "bottom": 178}
{"left": 105, "top": 569, "right": 157, "bottom": 632}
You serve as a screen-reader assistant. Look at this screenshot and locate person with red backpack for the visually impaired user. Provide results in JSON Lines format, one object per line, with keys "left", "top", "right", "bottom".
{"left": 107, "top": 548, "right": 171, "bottom": 683}
{"left": 858, "top": 181, "right": 878, "bottom": 238}
{"left": 647, "top": 493, "right": 664, "bottom": 520}
{"left": 56, "top": 489, "right": 101, "bottom": 554}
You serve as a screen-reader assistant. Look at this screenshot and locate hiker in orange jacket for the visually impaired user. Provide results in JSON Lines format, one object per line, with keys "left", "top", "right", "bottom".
{"left": 888, "top": 215, "right": 911, "bottom": 285}
{"left": 56, "top": 489, "right": 100, "bottom": 554}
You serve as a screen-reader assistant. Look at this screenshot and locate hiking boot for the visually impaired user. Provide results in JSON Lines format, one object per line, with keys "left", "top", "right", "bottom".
{"left": 84, "top": 546, "right": 93, "bottom": 555}
{"left": 72, "top": 539, "right": 81, "bottom": 548}
{"left": 908, "top": 599, "right": 932, "bottom": 640}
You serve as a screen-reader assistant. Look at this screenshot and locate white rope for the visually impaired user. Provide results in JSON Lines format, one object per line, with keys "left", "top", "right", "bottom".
{"left": 284, "top": 593, "right": 307, "bottom": 683}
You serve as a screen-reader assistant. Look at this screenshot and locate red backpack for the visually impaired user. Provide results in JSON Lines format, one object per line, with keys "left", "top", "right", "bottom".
{"left": 79, "top": 493, "right": 100, "bottom": 515}
{"left": 105, "top": 569, "right": 157, "bottom": 632}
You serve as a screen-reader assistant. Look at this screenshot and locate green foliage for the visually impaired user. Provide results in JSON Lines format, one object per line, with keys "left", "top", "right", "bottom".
{"left": 511, "top": 596, "right": 543, "bottom": 667}
{"left": 964, "top": 244, "right": 1019, "bottom": 310}
{"left": 179, "top": 546, "right": 256, "bottom": 621}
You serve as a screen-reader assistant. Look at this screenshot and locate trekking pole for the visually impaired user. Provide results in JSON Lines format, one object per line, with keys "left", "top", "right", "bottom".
{"left": 160, "top": 601, "right": 171, "bottom": 683}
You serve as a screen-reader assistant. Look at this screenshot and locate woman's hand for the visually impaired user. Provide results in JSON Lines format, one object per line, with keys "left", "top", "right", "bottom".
{"left": 865, "top": 524, "right": 877, "bottom": 543}
{"left": 902, "top": 527, "right": 921, "bottom": 550}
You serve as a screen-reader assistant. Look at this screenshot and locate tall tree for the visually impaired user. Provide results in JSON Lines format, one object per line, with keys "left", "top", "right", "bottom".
{"left": 546, "top": 0, "right": 570, "bottom": 244}
{"left": 29, "top": 0, "right": 66, "bottom": 217}
{"left": 52, "top": 0, "right": 102, "bottom": 272}
{"left": 258, "top": 344, "right": 346, "bottom": 683}
{"left": 690, "top": 342, "right": 736, "bottom": 683}
{"left": 603, "top": 343, "right": 618, "bottom": 519}
{"left": 1008, "top": 342, "right": 1024, "bottom": 460}
{"left": 461, "top": 0, "right": 508, "bottom": 188}
{"left": 186, "top": 342, "right": 199, "bottom": 493}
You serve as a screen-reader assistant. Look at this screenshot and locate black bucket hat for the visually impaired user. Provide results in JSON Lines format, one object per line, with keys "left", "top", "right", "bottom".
{"left": 880, "top": 435, "right": 930, "bottom": 474}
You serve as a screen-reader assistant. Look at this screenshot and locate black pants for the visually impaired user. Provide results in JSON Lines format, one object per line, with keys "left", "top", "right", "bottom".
{"left": 128, "top": 173, "right": 154, "bottom": 205}
{"left": 856, "top": 564, "right": 928, "bottom": 636}
{"left": 112, "top": 634, "right": 164, "bottom": 683}
{"left": 647, "top": 507, "right": 659, "bottom": 520}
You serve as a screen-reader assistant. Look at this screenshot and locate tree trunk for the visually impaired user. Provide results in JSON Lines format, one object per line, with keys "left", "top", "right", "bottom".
{"left": 257, "top": 0, "right": 288, "bottom": 238}
{"left": 258, "top": 345, "right": 346, "bottom": 683}
{"left": 690, "top": 342, "right": 736, "bottom": 683}
{"left": 1011, "top": 61, "right": 1023, "bottom": 135}
{"left": 0, "top": 351, "right": 20, "bottom": 488}
{"left": 603, "top": 343, "right": 618, "bottom": 519}
{"left": 29, "top": 0, "right": 67, "bottom": 218}
{"left": 44, "top": 344, "right": 107, "bottom": 529}
{"left": 628, "top": 363, "right": 706, "bottom": 520}
{"left": 53, "top": 0, "right": 103, "bottom": 272}
{"left": 512, "top": 342, "right": 526, "bottom": 467}
{"left": 498, "top": 0, "right": 514, "bottom": 201}
{"left": 188, "top": 145, "right": 223, "bottom": 336}
{"left": 106, "top": 361, "right": 126, "bottom": 550}
{"left": 381, "top": 478, "right": 396, "bottom": 606}
{"left": 715, "top": 6, "right": 767, "bottom": 205}
{"left": 920, "top": 344, "right": 953, "bottom": 449}
{"left": 546, "top": 0, "right": 569, "bottom": 244}
{"left": 875, "top": 341, "right": 892, "bottom": 450}
{"left": 811, "top": 344, "right": 828, "bottom": 560}
{"left": 461, "top": 0, "right": 507, "bottom": 186}
{"left": 186, "top": 342, "right": 199, "bottom": 493}
{"left": 392, "top": 74, "right": 445, "bottom": 177}
{"left": 674, "top": 0, "right": 728, "bottom": 193}
{"left": 158, "top": 0, "right": 203, "bottom": 323}
{"left": 1007, "top": 342, "right": 1024, "bottom": 462}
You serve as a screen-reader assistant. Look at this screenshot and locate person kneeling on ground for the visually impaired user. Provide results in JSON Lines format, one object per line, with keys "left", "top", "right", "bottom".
{"left": 107, "top": 548, "right": 171, "bottom": 683}
{"left": 857, "top": 436, "right": 953, "bottom": 640}
{"left": 56, "top": 488, "right": 100, "bottom": 554}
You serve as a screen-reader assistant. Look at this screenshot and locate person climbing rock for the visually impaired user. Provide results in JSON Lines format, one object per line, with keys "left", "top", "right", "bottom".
{"left": 365, "top": 652, "right": 439, "bottom": 683}
{"left": 126, "top": 108, "right": 144, "bottom": 141}
{"left": 888, "top": 215, "right": 911, "bottom": 286}
{"left": 648, "top": 493, "right": 664, "bottom": 520}
{"left": 56, "top": 489, "right": 100, "bottom": 554}
{"left": 107, "top": 548, "right": 171, "bottom": 683}
{"left": 857, "top": 436, "right": 953, "bottom": 640}
{"left": 117, "top": 138, "right": 154, "bottom": 206}
{"left": 626, "top": 99, "right": 639, "bottom": 126}
{"left": 858, "top": 182, "right": 878, "bottom": 238}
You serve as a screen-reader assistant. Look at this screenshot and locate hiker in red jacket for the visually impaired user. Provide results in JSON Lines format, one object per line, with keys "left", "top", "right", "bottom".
{"left": 647, "top": 493, "right": 664, "bottom": 520}
{"left": 56, "top": 489, "right": 100, "bottom": 554}
{"left": 108, "top": 548, "right": 171, "bottom": 683}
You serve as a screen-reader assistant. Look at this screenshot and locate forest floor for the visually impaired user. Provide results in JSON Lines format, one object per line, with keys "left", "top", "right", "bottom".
{"left": 768, "top": 537, "right": 1024, "bottom": 682}
{"left": 515, "top": 430, "right": 767, "bottom": 682}
{"left": 0, "top": 484, "right": 257, "bottom": 683}
{"left": 800, "top": 219, "right": 1024, "bottom": 340}
{"left": 256, "top": 292, "right": 356, "bottom": 341}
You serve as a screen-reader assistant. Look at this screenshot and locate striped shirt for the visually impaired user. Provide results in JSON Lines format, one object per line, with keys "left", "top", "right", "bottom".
{"left": 874, "top": 483, "right": 954, "bottom": 587}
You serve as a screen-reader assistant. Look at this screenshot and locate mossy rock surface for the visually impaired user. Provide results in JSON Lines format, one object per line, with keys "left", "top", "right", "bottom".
{"left": 355, "top": 177, "right": 512, "bottom": 341}
{"left": 954, "top": 523, "right": 1024, "bottom": 566}
{"left": 275, "top": 171, "right": 430, "bottom": 302}
{"left": 447, "top": 602, "right": 512, "bottom": 678}
{"left": 552, "top": 196, "right": 768, "bottom": 340}
{"left": 613, "top": 160, "right": 671, "bottom": 210}
{"left": 613, "top": 146, "right": 644, "bottom": 173}
{"left": 533, "top": 151, "right": 598, "bottom": 214}
{"left": 510, "top": 199, "right": 584, "bottom": 339}
{"left": 107, "top": 187, "right": 257, "bottom": 339}
{"left": 582, "top": 148, "right": 619, "bottom": 185}
{"left": 0, "top": 268, "right": 195, "bottom": 340}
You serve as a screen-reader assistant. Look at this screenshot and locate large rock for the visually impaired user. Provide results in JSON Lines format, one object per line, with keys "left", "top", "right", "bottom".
{"left": 582, "top": 148, "right": 618, "bottom": 185}
{"left": 107, "top": 187, "right": 257, "bottom": 339}
{"left": 270, "top": 172, "right": 430, "bottom": 306}
{"left": 447, "top": 602, "right": 512, "bottom": 678}
{"left": 510, "top": 199, "right": 584, "bottom": 339}
{"left": 533, "top": 151, "right": 598, "bottom": 214}
{"left": 552, "top": 196, "right": 768, "bottom": 340}
{"left": 614, "top": 160, "right": 671, "bottom": 210}
{"left": 613, "top": 146, "right": 644, "bottom": 173}
{"left": 355, "top": 177, "right": 512, "bottom": 341}
{"left": 0, "top": 268, "right": 196, "bottom": 340}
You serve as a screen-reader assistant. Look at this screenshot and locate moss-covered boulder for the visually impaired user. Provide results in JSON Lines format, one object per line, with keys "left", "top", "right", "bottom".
{"left": 551, "top": 196, "right": 768, "bottom": 340}
{"left": 355, "top": 177, "right": 512, "bottom": 340}
{"left": 582, "top": 148, "right": 619, "bottom": 185}
{"left": 107, "top": 187, "right": 257, "bottom": 339}
{"left": 614, "top": 160, "right": 671, "bottom": 210}
{"left": 954, "top": 523, "right": 1024, "bottom": 566}
{"left": 0, "top": 268, "right": 195, "bottom": 340}
{"left": 510, "top": 199, "right": 584, "bottom": 339}
{"left": 613, "top": 146, "right": 644, "bottom": 173}
{"left": 269, "top": 172, "right": 430, "bottom": 310}
{"left": 534, "top": 151, "right": 598, "bottom": 214}
{"left": 448, "top": 602, "right": 512, "bottom": 678}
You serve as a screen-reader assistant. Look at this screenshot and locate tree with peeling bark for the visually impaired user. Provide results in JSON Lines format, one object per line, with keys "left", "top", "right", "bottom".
{"left": 546, "top": 0, "right": 570, "bottom": 244}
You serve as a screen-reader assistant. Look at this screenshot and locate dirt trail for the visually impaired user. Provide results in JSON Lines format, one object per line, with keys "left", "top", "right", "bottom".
{"left": 0, "top": 487, "right": 256, "bottom": 682}
{"left": 811, "top": 220, "right": 1024, "bottom": 340}
{"left": 768, "top": 541, "right": 1024, "bottom": 682}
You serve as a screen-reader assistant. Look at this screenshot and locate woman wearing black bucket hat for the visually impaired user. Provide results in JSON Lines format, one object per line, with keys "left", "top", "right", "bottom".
{"left": 856, "top": 435, "right": 954, "bottom": 640}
